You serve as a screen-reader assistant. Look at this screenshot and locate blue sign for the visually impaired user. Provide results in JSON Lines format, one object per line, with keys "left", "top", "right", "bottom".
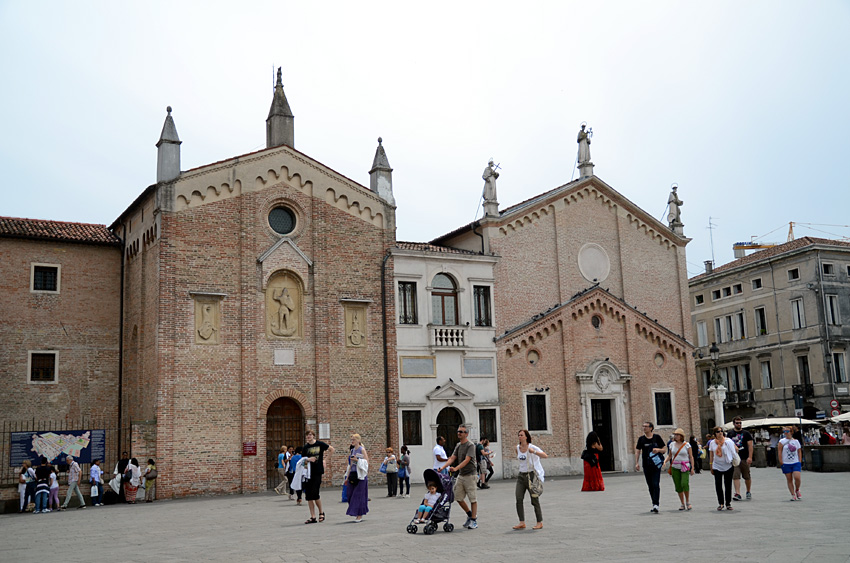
{"left": 10, "top": 429, "right": 106, "bottom": 467}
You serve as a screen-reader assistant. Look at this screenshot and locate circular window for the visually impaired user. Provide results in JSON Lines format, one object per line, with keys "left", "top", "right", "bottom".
{"left": 591, "top": 315, "right": 602, "bottom": 329}
{"left": 654, "top": 353, "right": 665, "bottom": 368}
{"left": 527, "top": 350, "right": 540, "bottom": 365}
{"left": 268, "top": 207, "right": 296, "bottom": 235}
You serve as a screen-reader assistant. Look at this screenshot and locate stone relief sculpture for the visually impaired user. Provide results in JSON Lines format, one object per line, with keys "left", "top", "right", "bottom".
{"left": 345, "top": 304, "right": 366, "bottom": 348}
{"left": 267, "top": 272, "right": 302, "bottom": 338}
{"left": 194, "top": 298, "right": 220, "bottom": 345}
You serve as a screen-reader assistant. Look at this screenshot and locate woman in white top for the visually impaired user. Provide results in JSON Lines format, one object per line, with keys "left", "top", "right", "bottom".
{"left": 708, "top": 427, "right": 737, "bottom": 511}
{"left": 663, "top": 428, "right": 695, "bottom": 511}
{"left": 123, "top": 458, "right": 142, "bottom": 505}
{"left": 513, "top": 429, "right": 548, "bottom": 530}
{"left": 778, "top": 427, "right": 804, "bottom": 501}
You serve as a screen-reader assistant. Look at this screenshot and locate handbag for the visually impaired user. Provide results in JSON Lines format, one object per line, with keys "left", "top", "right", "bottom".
{"left": 648, "top": 452, "right": 664, "bottom": 469}
{"left": 146, "top": 469, "right": 158, "bottom": 480}
{"left": 669, "top": 443, "right": 687, "bottom": 475}
{"left": 523, "top": 445, "right": 544, "bottom": 497}
{"left": 379, "top": 462, "right": 387, "bottom": 474}
{"left": 732, "top": 446, "right": 741, "bottom": 467}
{"left": 398, "top": 465, "right": 407, "bottom": 479}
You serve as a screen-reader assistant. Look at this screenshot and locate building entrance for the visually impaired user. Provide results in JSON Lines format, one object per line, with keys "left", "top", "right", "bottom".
{"left": 266, "top": 398, "right": 304, "bottom": 490}
{"left": 591, "top": 398, "right": 615, "bottom": 471}
{"left": 436, "top": 407, "right": 463, "bottom": 459}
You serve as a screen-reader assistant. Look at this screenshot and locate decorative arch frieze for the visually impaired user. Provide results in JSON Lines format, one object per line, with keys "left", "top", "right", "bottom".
{"left": 504, "top": 319, "right": 563, "bottom": 357}
{"left": 176, "top": 180, "right": 243, "bottom": 211}
{"left": 323, "top": 187, "right": 385, "bottom": 228}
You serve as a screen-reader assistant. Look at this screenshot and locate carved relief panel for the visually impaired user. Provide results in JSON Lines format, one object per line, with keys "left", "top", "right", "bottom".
{"left": 193, "top": 296, "right": 222, "bottom": 345}
{"left": 266, "top": 271, "right": 303, "bottom": 339}
{"left": 344, "top": 304, "right": 367, "bottom": 348}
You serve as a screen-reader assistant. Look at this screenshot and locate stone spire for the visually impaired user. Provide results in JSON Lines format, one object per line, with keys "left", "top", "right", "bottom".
{"left": 156, "top": 106, "right": 182, "bottom": 183}
{"left": 369, "top": 137, "right": 394, "bottom": 205}
{"left": 266, "top": 67, "right": 294, "bottom": 148}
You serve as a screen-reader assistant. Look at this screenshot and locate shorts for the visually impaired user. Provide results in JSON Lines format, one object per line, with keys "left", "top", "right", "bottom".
{"left": 733, "top": 459, "right": 751, "bottom": 480}
{"left": 303, "top": 475, "right": 323, "bottom": 501}
{"left": 453, "top": 473, "right": 477, "bottom": 504}
{"left": 782, "top": 462, "right": 802, "bottom": 474}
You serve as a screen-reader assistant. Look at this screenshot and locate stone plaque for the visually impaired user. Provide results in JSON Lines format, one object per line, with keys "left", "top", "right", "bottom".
{"left": 344, "top": 304, "right": 367, "bottom": 348}
{"left": 577, "top": 242, "right": 611, "bottom": 283}
{"left": 194, "top": 298, "right": 221, "bottom": 345}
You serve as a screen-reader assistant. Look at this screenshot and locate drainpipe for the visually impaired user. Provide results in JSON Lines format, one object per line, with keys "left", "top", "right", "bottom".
{"left": 381, "top": 251, "right": 392, "bottom": 448}
{"left": 117, "top": 223, "right": 126, "bottom": 457}
{"left": 815, "top": 250, "right": 837, "bottom": 401}
{"left": 471, "top": 221, "right": 485, "bottom": 254}
{"left": 768, "top": 260, "right": 788, "bottom": 412}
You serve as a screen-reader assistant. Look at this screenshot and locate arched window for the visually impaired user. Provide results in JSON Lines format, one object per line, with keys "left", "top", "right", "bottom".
{"left": 431, "top": 273, "right": 458, "bottom": 325}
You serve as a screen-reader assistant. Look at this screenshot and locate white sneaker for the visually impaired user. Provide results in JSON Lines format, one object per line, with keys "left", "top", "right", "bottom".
{"left": 462, "top": 517, "right": 472, "bottom": 528}
{"left": 651, "top": 505, "right": 659, "bottom": 513}
{"left": 468, "top": 519, "right": 478, "bottom": 529}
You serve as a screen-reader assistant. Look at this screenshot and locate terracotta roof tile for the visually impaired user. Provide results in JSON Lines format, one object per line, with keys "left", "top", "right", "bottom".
{"left": 395, "top": 241, "right": 481, "bottom": 255}
{"left": 689, "top": 237, "right": 850, "bottom": 282}
{"left": 0, "top": 216, "right": 121, "bottom": 246}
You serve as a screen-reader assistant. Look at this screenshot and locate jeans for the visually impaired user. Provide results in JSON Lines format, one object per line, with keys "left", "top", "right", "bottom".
{"left": 643, "top": 464, "right": 661, "bottom": 505}
{"left": 35, "top": 491, "right": 49, "bottom": 512}
{"left": 713, "top": 467, "right": 734, "bottom": 506}
{"left": 399, "top": 476, "right": 410, "bottom": 495}
{"left": 386, "top": 472, "right": 398, "bottom": 496}
{"left": 91, "top": 482, "right": 102, "bottom": 505}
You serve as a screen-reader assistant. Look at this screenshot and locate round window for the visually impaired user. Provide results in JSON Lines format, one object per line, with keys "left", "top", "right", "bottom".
{"left": 527, "top": 350, "right": 540, "bottom": 365}
{"left": 268, "top": 207, "right": 296, "bottom": 235}
{"left": 591, "top": 315, "right": 602, "bottom": 329}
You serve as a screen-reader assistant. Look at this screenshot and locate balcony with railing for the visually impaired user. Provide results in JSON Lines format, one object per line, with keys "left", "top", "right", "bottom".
{"left": 430, "top": 325, "right": 467, "bottom": 348}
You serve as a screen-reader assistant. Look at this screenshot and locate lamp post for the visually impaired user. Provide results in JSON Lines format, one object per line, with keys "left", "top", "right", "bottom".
{"left": 707, "top": 342, "right": 727, "bottom": 427}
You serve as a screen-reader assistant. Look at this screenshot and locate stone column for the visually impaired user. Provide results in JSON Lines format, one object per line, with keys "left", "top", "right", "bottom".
{"left": 708, "top": 385, "right": 727, "bottom": 427}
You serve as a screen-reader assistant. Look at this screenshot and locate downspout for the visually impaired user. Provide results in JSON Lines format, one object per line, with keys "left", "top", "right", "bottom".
{"left": 117, "top": 224, "right": 126, "bottom": 456}
{"left": 471, "top": 221, "right": 485, "bottom": 254}
{"left": 815, "top": 250, "right": 837, "bottom": 400}
{"left": 768, "top": 260, "right": 788, "bottom": 411}
{"left": 382, "top": 251, "right": 392, "bottom": 448}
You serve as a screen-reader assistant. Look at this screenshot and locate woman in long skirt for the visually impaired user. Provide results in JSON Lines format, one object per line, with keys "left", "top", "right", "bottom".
{"left": 345, "top": 434, "right": 369, "bottom": 523}
{"left": 123, "top": 458, "right": 142, "bottom": 504}
{"left": 581, "top": 432, "right": 605, "bottom": 491}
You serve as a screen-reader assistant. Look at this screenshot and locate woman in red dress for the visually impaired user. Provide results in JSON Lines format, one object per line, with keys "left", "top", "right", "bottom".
{"left": 581, "top": 432, "right": 605, "bottom": 491}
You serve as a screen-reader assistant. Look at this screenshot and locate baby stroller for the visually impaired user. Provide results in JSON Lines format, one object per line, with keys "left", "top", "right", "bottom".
{"left": 406, "top": 468, "right": 455, "bottom": 534}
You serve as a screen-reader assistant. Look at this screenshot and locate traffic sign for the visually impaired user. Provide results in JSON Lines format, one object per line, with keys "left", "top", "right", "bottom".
{"left": 830, "top": 399, "right": 840, "bottom": 409}
{"left": 832, "top": 409, "right": 841, "bottom": 417}
{"left": 794, "top": 408, "right": 804, "bottom": 417}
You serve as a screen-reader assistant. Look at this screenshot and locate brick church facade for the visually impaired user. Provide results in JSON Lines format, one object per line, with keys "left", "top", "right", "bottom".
{"left": 2, "top": 74, "right": 700, "bottom": 502}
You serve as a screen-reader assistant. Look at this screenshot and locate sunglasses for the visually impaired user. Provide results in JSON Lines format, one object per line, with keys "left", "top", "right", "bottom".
{"left": 457, "top": 430, "right": 467, "bottom": 434}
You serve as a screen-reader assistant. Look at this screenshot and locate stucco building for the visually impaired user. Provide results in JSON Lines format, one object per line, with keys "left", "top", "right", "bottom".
{"left": 689, "top": 237, "right": 850, "bottom": 430}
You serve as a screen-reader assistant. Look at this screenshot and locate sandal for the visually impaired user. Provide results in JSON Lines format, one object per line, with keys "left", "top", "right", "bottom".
{"left": 318, "top": 512, "right": 325, "bottom": 522}
{"left": 726, "top": 505, "right": 734, "bottom": 511}
{"left": 305, "top": 517, "right": 317, "bottom": 524}
{"left": 678, "top": 505, "right": 686, "bottom": 511}
{"left": 512, "top": 524, "right": 526, "bottom": 530}
{"left": 717, "top": 505, "right": 724, "bottom": 511}
{"left": 532, "top": 523, "right": 543, "bottom": 530}
{"left": 686, "top": 504, "right": 693, "bottom": 511}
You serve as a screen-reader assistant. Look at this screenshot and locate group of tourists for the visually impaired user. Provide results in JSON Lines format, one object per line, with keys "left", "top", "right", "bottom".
{"left": 635, "top": 416, "right": 805, "bottom": 513}
{"left": 18, "top": 451, "right": 157, "bottom": 513}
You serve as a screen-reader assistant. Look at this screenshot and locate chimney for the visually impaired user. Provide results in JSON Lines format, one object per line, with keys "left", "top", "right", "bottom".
{"left": 704, "top": 260, "right": 714, "bottom": 275}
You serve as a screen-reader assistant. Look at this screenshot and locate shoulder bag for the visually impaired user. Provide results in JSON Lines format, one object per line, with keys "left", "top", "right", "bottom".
{"left": 731, "top": 443, "right": 741, "bottom": 467}
{"left": 668, "top": 443, "right": 686, "bottom": 475}
{"left": 525, "top": 446, "right": 543, "bottom": 498}
{"left": 146, "top": 469, "right": 158, "bottom": 480}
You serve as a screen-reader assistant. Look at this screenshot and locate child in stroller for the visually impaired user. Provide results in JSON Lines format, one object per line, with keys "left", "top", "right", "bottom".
{"left": 407, "top": 468, "right": 455, "bottom": 534}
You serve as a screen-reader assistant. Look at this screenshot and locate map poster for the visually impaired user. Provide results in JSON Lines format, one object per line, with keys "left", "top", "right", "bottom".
{"left": 10, "top": 429, "right": 106, "bottom": 467}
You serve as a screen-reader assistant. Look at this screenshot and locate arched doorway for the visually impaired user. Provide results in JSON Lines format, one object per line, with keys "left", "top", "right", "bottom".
{"left": 436, "top": 407, "right": 464, "bottom": 458}
{"left": 266, "top": 398, "right": 304, "bottom": 490}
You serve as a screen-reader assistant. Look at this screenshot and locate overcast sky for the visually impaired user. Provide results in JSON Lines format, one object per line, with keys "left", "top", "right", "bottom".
{"left": 2, "top": 1, "right": 848, "bottom": 277}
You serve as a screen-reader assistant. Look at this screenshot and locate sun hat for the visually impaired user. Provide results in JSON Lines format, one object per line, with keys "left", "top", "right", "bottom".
{"left": 673, "top": 428, "right": 686, "bottom": 438}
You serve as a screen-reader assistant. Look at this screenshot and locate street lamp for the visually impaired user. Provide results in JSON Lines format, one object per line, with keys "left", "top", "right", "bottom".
{"left": 707, "top": 341, "right": 727, "bottom": 427}
{"left": 709, "top": 342, "right": 722, "bottom": 387}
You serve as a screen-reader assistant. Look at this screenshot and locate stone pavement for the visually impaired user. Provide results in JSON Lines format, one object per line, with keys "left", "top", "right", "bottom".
{"left": 1, "top": 468, "right": 848, "bottom": 562}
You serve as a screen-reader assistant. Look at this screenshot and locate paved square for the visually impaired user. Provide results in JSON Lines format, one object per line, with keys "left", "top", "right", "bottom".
{"left": 1, "top": 468, "right": 847, "bottom": 562}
